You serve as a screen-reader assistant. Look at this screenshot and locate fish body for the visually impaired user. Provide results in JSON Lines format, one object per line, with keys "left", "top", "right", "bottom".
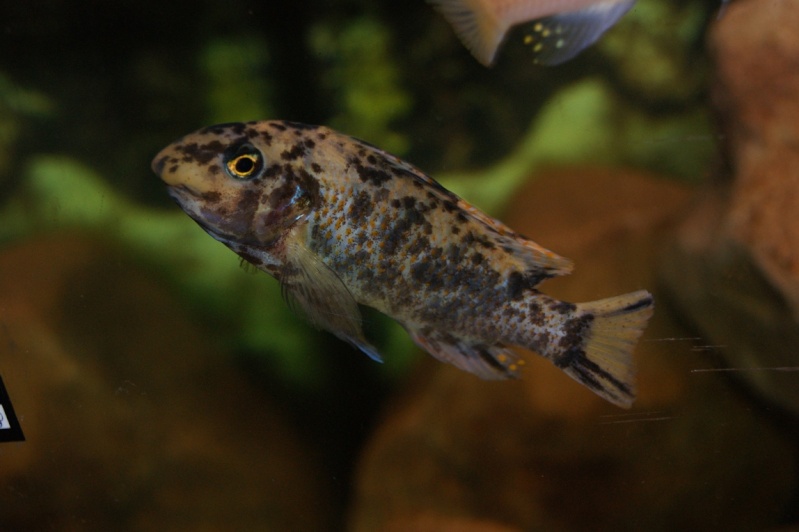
{"left": 152, "top": 120, "right": 653, "bottom": 407}
{"left": 427, "top": 0, "right": 636, "bottom": 66}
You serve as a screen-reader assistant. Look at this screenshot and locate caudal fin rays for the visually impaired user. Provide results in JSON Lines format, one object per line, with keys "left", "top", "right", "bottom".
{"left": 557, "top": 290, "right": 654, "bottom": 408}
{"left": 427, "top": 0, "right": 507, "bottom": 66}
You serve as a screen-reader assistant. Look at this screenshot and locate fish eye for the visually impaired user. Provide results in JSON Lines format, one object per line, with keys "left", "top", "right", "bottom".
{"left": 223, "top": 143, "right": 264, "bottom": 179}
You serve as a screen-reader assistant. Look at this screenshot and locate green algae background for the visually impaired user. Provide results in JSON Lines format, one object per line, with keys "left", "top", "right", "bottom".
{"left": 0, "top": 0, "right": 720, "bottom": 417}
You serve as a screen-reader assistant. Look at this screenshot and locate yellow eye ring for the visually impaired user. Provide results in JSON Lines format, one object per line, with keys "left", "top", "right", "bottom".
{"left": 222, "top": 143, "right": 264, "bottom": 180}
{"left": 227, "top": 153, "right": 260, "bottom": 178}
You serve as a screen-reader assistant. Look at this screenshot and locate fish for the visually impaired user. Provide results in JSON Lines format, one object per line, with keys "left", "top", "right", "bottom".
{"left": 427, "top": 0, "right": 636, "bottom": 66}
{"left": 152, "top": 120, "right": 654, "bottom": 408}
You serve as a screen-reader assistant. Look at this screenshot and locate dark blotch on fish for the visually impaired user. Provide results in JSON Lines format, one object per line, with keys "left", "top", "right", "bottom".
{"left": 237, "top": 188, "right": 261, "bottom": 215}
{"left": 201, "top": 122, "right": 246, "bottom": 136}
{"left": 202, "top": 191, "right": 222, "bottom": 203}
{"left": 355, "top": 161, "right": 393, "bottom": 187}
{"left": 281, "top": 144, "right": 306, "bottom": 161}
{"left": 349, "top": 190, "right": 374, "bottom": 220}
{"left": 177, "top": 141, "right": 223, "bottom": 165}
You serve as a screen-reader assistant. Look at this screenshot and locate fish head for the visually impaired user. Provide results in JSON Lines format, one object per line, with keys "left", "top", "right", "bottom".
{"left": 152, "top": 121, "right": 321, "bottom": 247}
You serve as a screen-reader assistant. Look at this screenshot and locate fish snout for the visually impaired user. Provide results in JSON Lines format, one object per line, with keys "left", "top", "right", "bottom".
{"left": 151, "top": 144, "right": 206, "bottom": 189}
{"left": 151, "top": 146, "right": 176, "bottom": 181}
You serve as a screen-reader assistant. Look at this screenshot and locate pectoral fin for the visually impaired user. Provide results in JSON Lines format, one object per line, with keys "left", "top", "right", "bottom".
{"left": 407, "top": 327, "right": 523, "bottom": 379}
{"left": 282, "top": 238, "right": 381, "bottom": 362}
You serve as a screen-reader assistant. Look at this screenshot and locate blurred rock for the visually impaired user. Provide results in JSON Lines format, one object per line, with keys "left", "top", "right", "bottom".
{"left": 381, "top": 515, "right": 522, "bottom": 532}
{"left": 350, "top": 168, "right": 797, "bottom": 531}
{"left": 660, "top": 0, "right": 799, "bottom": 414}
{"left": 710, "top": 0, "right": 799, "bottom": 308}
{"left": 0, "top": 235, "right": 332, "bottom": 530}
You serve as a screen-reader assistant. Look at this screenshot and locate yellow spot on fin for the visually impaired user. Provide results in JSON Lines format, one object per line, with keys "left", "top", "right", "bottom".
{"left": 408, "top": 327, "right": 522, "bottom": 380}
{"left": 428, "top": 0, "right": 635, "bottom": 66}
{"left": 523, "top": 1, "right": 636, "bottom": 65}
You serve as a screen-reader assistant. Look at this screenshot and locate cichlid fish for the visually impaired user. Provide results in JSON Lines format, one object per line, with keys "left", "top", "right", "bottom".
{"left": 427, "top": 0, "right": 636, "bottom": 66}
{"left": 152, "top": 120, "right": 653, "bottom": 408}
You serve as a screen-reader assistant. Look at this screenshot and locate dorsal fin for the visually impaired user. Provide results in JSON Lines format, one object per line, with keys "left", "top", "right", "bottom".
{"left": 456, "top": 201, "right": 574, "bottom": 277}
{"left": 349, "top": 136, "right": 574, "bottom": 278}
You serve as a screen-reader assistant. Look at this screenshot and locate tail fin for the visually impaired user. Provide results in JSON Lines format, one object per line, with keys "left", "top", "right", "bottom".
{"left": 427, "top": 0, "right": 508, "bottom": 66}
{"left": 557, "top": 290, "right": 654, "bottom": 408}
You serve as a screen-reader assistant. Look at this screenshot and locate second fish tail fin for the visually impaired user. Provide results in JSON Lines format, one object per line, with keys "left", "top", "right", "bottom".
{"left": 427, "top": 0, "right": 509, "bottom": 66}
{"left": 555, "top": 290, "right": 654, "bottom": 408}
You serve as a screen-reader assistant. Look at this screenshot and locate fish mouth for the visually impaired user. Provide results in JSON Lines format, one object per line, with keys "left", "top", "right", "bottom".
{"left": 165, "top": 185, "right": 230, "bottom": 243}
{"left": 165, "top": 184, "right": 204, "bottom": 218}
{"left": 166, "top": 183, "right": 202, "bottom": 202}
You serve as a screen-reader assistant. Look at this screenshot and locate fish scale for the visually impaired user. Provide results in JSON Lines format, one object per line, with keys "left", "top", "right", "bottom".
{"left": 153, "top": 120, "right": 654, "bottom": 408}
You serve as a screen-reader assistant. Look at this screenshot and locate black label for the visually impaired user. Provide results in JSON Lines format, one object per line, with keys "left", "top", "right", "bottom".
{"left": 0, "top": 376, "right": 24, "bottom": 442}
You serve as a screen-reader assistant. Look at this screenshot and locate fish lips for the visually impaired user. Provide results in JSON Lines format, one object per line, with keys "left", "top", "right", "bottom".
{"left": 164, "top": 184, "right": 261, "bottom": 246}
{"left": 163, "top": 183, "right": 203, "bottom": 212}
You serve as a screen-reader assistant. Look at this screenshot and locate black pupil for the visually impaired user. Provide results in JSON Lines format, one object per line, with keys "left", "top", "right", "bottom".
{"left": 235, "top": 156, "right": 254, "bottom": 174}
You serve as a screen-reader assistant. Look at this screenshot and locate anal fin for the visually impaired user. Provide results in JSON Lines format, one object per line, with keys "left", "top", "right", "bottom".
{"left": 408, "top": 327, "right": 523, "bottom": 380}
{"left": 521, "top": 0, "right": 636, "bottom": 65}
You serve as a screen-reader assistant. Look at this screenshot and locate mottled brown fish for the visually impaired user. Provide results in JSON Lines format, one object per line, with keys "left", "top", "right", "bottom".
{"left": 427, "top": 0, "right": 636, "bottom": 66}
{"left": 152, "top": 120, "right": 653, "bottom": 408}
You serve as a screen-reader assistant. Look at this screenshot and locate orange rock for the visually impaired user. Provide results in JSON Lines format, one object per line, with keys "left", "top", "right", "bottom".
{"left": 0, "top": 235, "right": 332, "bottom": 530}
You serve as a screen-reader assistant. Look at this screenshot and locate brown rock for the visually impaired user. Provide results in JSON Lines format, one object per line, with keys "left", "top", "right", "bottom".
{"left": 350, "top": 169, "right": 797, "bottom": 531}
{"left": 711, "top": 0, "right": 799, "bottom": 310}
{"left": 659, "top": 0, "right": 799, "bottom": 414}
{"left": 0, "top": 235, "right": 332, "bottom": 530}
{"left": 382, "top": 514, "right": 522, "bottom": 532}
